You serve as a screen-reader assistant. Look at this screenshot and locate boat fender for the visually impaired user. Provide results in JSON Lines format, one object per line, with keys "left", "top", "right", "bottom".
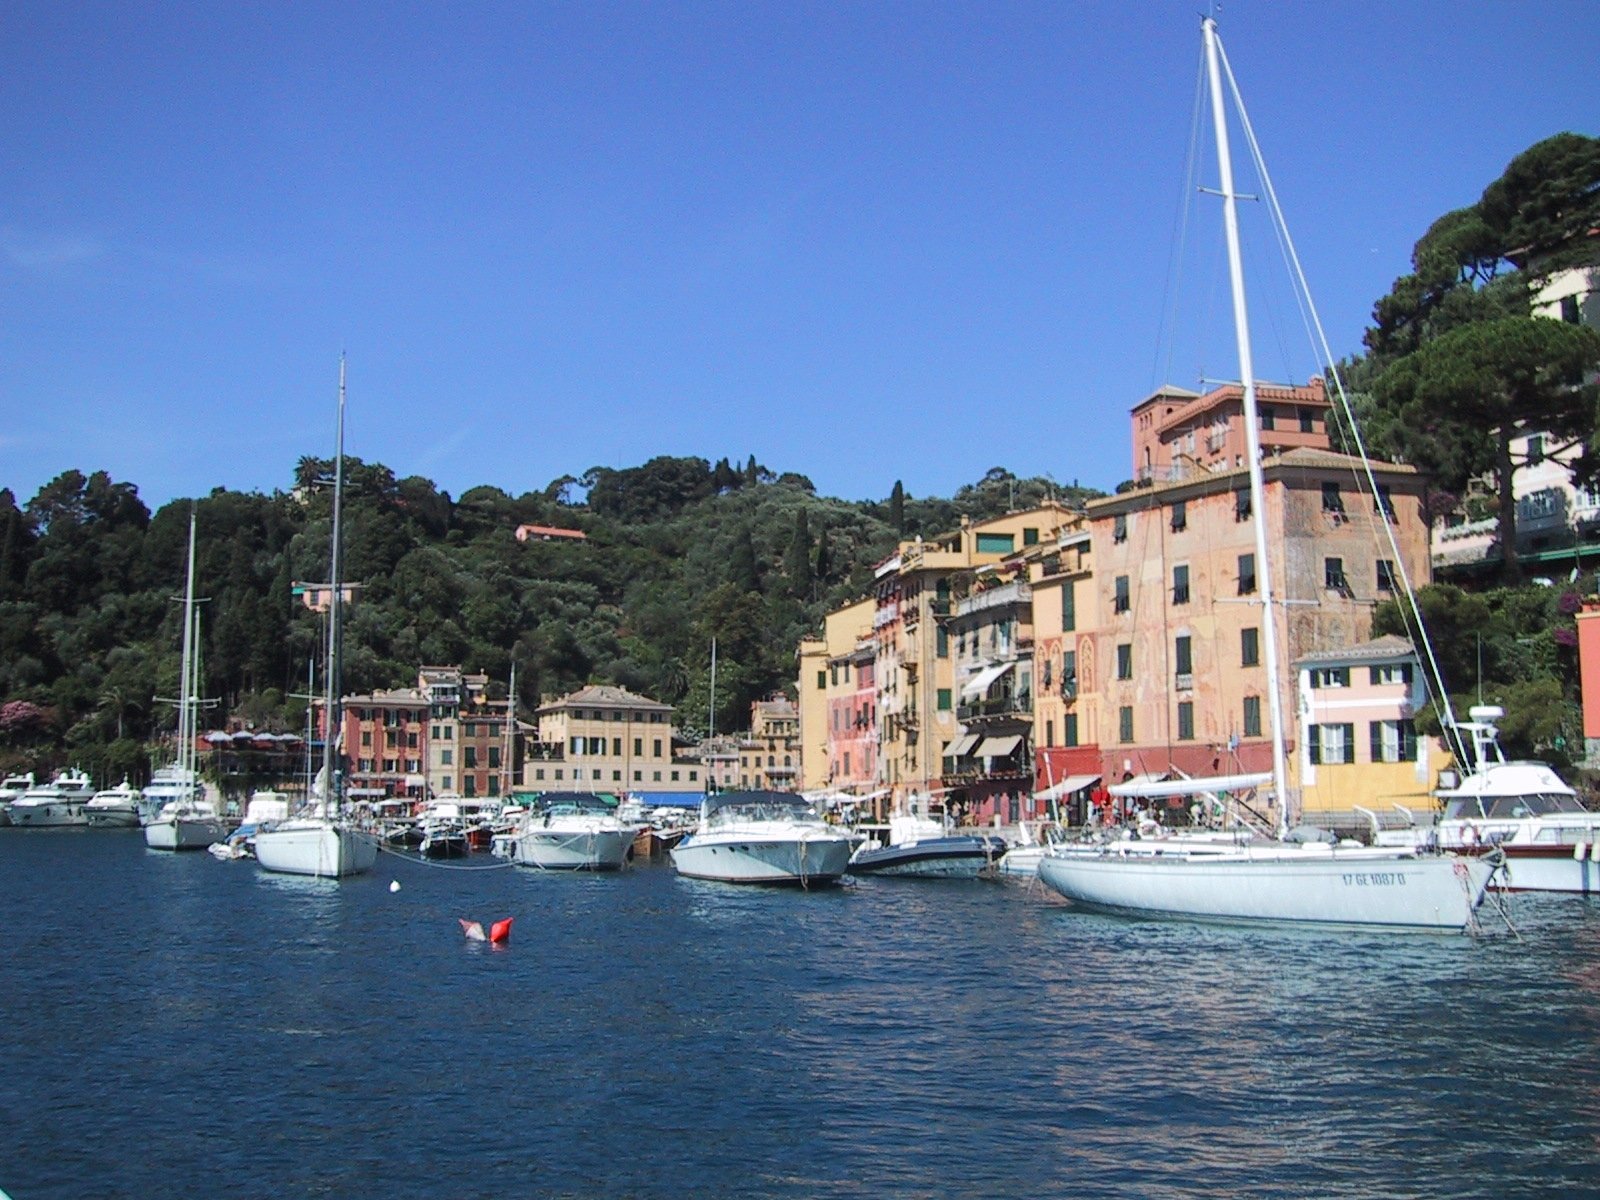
{"left": 459, "top": 919, "right": 486, "bottom": 942}
{"left": 1463, "top": 824, "right": 1480, "bottom": 847}
{"left": 490, "top": 918, "right": 513, "bottom": 945}
{"left": 1575, "top": 842, "right": 1588, "bottom": 862}
{"left": 1591, "top": 842, "right": 1600, "bottom": 863}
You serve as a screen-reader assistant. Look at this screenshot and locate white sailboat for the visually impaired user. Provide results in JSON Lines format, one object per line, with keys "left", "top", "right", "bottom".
{"left": 253, "top": 359, "right": 378, "bottom": 879}
{"left": 1036, "top": 17, "right": 1498, "bottom": 931}
{"left": 144, "top": 511, "right": 227, "bottom": 851}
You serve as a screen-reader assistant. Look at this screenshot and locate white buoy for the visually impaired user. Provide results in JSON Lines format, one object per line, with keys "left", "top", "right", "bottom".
{"left": 389, "top": 880, "right": 401, "bottom": 893}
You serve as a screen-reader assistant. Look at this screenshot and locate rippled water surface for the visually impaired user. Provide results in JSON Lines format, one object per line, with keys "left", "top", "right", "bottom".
{"left": 3, "top": 830, "right": 1599, "bottom": 1199}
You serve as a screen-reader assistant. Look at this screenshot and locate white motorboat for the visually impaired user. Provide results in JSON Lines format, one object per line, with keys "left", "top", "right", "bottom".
{"left": 144, "top": 512, "right": 226, "bottom": 852}
{"left": 996, "top": 820, "right": 1066, "bottom": 877}
{"left": 0, "top": 770, "right": 36, "bottom": 826}
{"left": 253, "top": 360, "right": 376, "bottom": 880}
{"left": 8, "top": 768, "right": 95, "bottom": 827}
{"left": 671, "top": 790, "right": 855, "bottom": 886}
{"left": 85, "top": 779, "right": 144, "bottom": 828}
{"left": 513, "top": 792, "right": 639, "bottom": 871}
{"left": 1034, "top": 17, "right": 1497, "bottom": 931}
{"left": 1430, "top": 705, "right": 1600, "bottom": 894}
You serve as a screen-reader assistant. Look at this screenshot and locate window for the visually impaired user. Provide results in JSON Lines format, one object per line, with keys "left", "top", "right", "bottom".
{"left": 1170, "top": 500, "right": 1187, "bottom": 532}
{"left": 937, "top": 688, "right": 952, "bottom": 712}
{"left": 1309, "top": 723, "right": 1355, "bottom": 765}
{"left": 1370, "top": 719, "right": 1418, "bottom": 763}
{"left": 612, "top": 737, "right": 622, "bottom": 756}
{"left": 1260, "top": 406, "right": 1276, "bottom": 431}
{"left": 817, "top": 670, "right": 826, "bottom": 689}
{"left": 1299, "top": 406, "right": 1315, "bottom": 434}
{"left": 1322, "top": 481, "right": 1345, "bottom": 516}
{"left": 1238, "top": 553, "right": 1256, "bottom": 595}
{"left": 1376, "top": 559, "right": 1396, "bottom": 593}
{"left": 1064, "top": 713, "right": 1079, "bottom": 746}
{"left": 633, "top": 737, "right": 642, "bottom": 755}
{"left": 464, "top": 776, "right": 477, "bottom": 798}
{"left": 652, "top": 739, "right": 662, "bottom": 757}
{"left": 488, "top": 747, "right": 500, "bottom": 769}
{"left": 1023, "top": 527, "right": 1039, "bottom": 546}
{"left": 1117, "top": 643, "right": 1133, "bottom": 681}
{"left": 1375, "top": 485, "right": 1395, "bottom": 521}
{"left": 1527, "top": 434, "right": 1545, "bottom": 464}
{"left": 1234, "top": 489, "right": 1251, "bottom": 522}
{"left": 1175, "top": 635, "right": 1193, "bottom": 685}
{"left": 1113, "top": 514, "right": 1127, "bottom": 544}
{"left": 1118, "top": 706, "right": 1134, "bottom": 743}
{"left": 936, "top": 626, "right": 949, "bottom": 658}
{"left": 361, "top": 730, "right": 372, "bottom": 747}
{"left": 1114, "top": 575, "right": 1130, "bottom": 614}
{"left": 1370, "top": 663, "right": 1414, "bottom": 686}
{"left": 1325, "top": 558, "right": 1351, "bottom": 594}
{"left": 1241, "top": 627, "right": 1259, "bottom": 667}
{"left": 1311, "top": 666, "right": 1351, "bottom": 688}
{"left": 464, "top": 746, "right": 477, "bottom": 768}
{"left": 1561, "top": 294, "right": 1581, "bottom": 324}
{"left": 976, "top": 532, "right": 1014, "bottom": 554}
{"left": 1062, "top": 582, "right": 1076, "bottom": 632}
{"left": 1177, "top": 701, "right": 1194, "bottom": 741}
{"left": 1062, "top": 649, "right": 1077, "bottom": 698}
{"left": 1242, "top": 695, "right": 1262, "bottom": 737}
{"left": 1173, "top": 564, "right": 1190, "bottom": 605}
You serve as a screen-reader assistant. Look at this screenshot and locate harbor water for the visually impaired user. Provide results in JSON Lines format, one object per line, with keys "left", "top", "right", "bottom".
{"left": 3, "top": 830, "right": 1599, "bottom": 1199}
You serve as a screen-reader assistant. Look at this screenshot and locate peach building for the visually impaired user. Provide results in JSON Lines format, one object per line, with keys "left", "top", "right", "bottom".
{"left": 1085, "top": 446, "right": 1431, "bottom": 806}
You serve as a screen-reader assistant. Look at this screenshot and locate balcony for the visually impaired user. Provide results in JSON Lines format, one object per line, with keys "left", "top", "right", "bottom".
{"left": 957, "top": 693, "right": 1032, "bottom": 722}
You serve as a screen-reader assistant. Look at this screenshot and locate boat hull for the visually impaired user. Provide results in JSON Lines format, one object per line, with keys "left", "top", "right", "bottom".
{"left": 1036, "top": 846, "right": 1494, "bottom": 931}
{"left": 515, "top": 827, "right": 635, "bottom": 871}
{"left": 672, "top": 834, "right": 854, "bottom": 885}
{"left": 254, "top": 820, "right": 378, "bottom": 877}
{"left": 86, "top": 807, "right": 144, "bottom": 829}
{"left": 144, "top": 816, "right": 226, "bottom": 850}
{"left": 1490, "top": 844, "right": 1600, "bottom": 894}
{"left": 848, "top": 835, "right": 1007, "bottom": 879}
{"left": 8, "top": 802, "right": 89, "bottom": 828}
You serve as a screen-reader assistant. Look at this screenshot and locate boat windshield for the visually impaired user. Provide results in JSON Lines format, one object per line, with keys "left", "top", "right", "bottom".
{"left": 703, "top": 790, "right": 818, "bottom": 823}
{"left": 1483, "top": 793, "right": 1589, "bottom": 819}
{"left": 533, "top": 791, "right": 618, "bottom": 814}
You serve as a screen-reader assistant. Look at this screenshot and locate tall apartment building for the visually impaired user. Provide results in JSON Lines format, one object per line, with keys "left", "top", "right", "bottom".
{"left": 1086, "top": 446, "right": 1430, "bottom": 800}
{"left": 1028, "top": 522, "right": 1103, "bottom": 822}
{"left": 944, "top": 569, "right": 1034, "bottom": 824}
{"left": 867, "top": 502, "right": 1074, "bottom": 815}
{"left": 419, "top": 666, "right": 510, "bottom": 799}
{"left": 798, "top": 596, "right": 875, "bottom": 797}
{"left": 341, "top": 686, "right": 429, "bottom": 803}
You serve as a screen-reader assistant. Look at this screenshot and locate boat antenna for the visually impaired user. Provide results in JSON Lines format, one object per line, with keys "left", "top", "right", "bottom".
{"left": 1203, "top": 16, "right": 1290, "bottom": 835}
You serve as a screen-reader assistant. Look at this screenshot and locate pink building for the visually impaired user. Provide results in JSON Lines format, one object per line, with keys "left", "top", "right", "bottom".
{"left": 1580, "top": 599, "right": 1600, "bottom": 765}
{"left": 828, "top": 647, "right": 877, "bottom": 793}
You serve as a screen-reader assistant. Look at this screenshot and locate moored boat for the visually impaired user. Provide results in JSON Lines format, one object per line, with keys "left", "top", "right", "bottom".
{"left": 85, "top": 779, "right": 144, "bottom": 828}
{"left": 848, "top": 812, "right": 1006, "bottom": 879}
{"left": 671, "top": 790, "right": 854, "bottom": 886}
{"left": 0, "top": 770, "right": 36, "bottom": 827}
{"left": 1431, "top": 705, "right": 1600, "bottom": 894}
{"left": 8, "top": 768, "right": 96, "bottom": 828}
{"left": 513, "top": 792, "right": 639, "bottom": 871}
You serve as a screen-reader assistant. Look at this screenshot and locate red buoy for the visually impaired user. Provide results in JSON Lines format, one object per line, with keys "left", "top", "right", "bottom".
{"left": 489, "top": 918, "right": 513, "bottom": 945}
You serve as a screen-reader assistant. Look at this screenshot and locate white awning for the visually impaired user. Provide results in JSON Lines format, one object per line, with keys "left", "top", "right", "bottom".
{"left": 976, "top": 734, "right": 1022, "bottom": 758}
{"left": 1109, "top": 772, "right": 1273, "bottom": 800}
{"left": 1032, "top": 774, "right": 1101, "bottom": 801}
{"left": 947, "top": 734, "right": 980, "bottom": 757}
{"left": 960, "top": 661, "right": 1014, "bottom": 699}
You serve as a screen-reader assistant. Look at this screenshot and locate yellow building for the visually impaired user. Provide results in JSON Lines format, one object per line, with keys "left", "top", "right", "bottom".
{"left": 527, "top": 684, "right": 704, "bottom": 796}
{"left": 1294, "top": 635, "right": 1442, "bottom": 827}
{"left": 739, "top": 695, "right": 801, "bottom": 790}
{"left": 797, "top": 597, "right": 874, "bottom": 793}
{"left": 869, "top": 503, "right": 1074, "bottom": 815}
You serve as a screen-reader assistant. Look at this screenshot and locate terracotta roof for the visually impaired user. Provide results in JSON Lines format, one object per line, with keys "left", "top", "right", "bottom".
{"left": 536, "top": 684, "right": 672, "bottom": 714}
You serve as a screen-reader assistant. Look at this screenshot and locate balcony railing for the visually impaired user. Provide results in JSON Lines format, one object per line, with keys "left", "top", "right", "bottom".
{"left": 957, "top": 693, "right": 1032, "bottom": 722}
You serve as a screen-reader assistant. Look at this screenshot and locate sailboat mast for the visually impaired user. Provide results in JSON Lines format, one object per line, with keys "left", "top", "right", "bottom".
{"left": 325, "top": 356, "right": 347, "bottom": 813}
{"left": 502, "top": 662, "right": 516, "bottom": 799}
{"left": 1203, "top": 17, "right": 1290, "bottom": 831}
{"left": 178, "top": 509, "right": 198, "bottom": 783}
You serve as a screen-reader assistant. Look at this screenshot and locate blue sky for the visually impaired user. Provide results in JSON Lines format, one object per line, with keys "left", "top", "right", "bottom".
{"left": 3, "top": 1, "right": 1597, "bottom": 514}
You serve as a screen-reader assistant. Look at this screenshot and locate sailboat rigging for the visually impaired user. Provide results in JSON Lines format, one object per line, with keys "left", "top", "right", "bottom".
{"left": 1036, "top": 17, "right": 1500, "bottom": 930}
{"left": 253, "top": 357, "right": 379, "bottom": 878}
{"left": 144, "top": 510, "right": 226, "bottom": 850}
